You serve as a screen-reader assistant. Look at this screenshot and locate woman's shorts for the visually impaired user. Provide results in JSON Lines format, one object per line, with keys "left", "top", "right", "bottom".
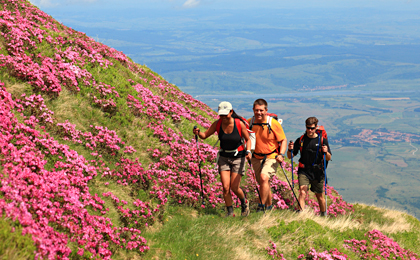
{"left": 218, "top": 156, "right": 246, "bottom": 176}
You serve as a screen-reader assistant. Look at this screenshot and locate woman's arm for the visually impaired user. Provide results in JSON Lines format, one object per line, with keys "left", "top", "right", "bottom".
{"left": 193, "top": 120, "right": 218, "bottom": 140}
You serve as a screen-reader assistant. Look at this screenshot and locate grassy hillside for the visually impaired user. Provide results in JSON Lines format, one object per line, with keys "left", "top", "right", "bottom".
{"left": 0, "top": 1, "right": 419, "bottom": 259}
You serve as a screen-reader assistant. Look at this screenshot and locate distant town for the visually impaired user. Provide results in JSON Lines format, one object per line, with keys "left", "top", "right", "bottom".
{"left": 333, "top": 129, "right": 420, "bottom": 145}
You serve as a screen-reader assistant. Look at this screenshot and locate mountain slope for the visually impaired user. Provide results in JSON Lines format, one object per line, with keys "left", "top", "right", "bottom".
{"left": 0, "top": 1, "right": 419, "bottom": 259}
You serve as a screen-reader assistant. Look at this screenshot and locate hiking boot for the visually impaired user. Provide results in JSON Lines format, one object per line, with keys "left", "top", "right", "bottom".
{"left": 225, "top": 211, "right": 234, "bottom": 217}
{"left": 225, "top": 206, "right": 234, "bottom": 217}
{"left": 241, "top": 200, "right": 250, "bottom": 217}
{"left": 266, "top": 205, "right": 273, "bottom": 211}
{"left": 256, "top": 204, "right": 265, "bottom": 213}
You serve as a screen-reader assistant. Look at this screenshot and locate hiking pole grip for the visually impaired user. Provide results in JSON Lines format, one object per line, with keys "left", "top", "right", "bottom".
{"left": 193, "top": 126, "right": 198, "bottom": 141}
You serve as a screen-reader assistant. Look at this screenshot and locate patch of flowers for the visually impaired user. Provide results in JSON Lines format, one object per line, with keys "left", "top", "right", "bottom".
{"left": 266, "top": 241, "right": 287, "bottom": 260}
{"left": 127, "top": 83, "right": 212, "bottom": 128}
{"left": 298, "top": 248, "right": 349, "bottom": 260}
{"left": 15, "top": 93, "right": 54, "bottom": 124}
{"left": 305, "top": 185, "right": 354, "bottom": 217}
{"left": 344, "top": 229, "right": 419, "bottom": 259}
{"left": 89, "top": 83, "right": 119, "bottom": 113}
{"left": 0, "top": 86, "right": 148, "bottom": 259}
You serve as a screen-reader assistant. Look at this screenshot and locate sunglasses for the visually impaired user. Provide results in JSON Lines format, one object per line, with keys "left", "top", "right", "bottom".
{"left": 306, "top": 126, "right": 316, "bottom": 130}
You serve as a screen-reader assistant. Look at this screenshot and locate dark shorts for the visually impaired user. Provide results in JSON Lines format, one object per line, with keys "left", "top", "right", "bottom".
{"left": 218, "top": 156, "right": 246, "bottom": 176}
{"left": 298, "top": 173, "right": 325, "bottom": 194}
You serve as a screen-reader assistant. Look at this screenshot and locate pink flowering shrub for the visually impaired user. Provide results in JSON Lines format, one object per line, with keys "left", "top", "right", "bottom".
{"left": 304, "top": 185, "right": 354, "bottom": 216}
{"left": 127, "top": 82, "right": 212, "bottom": 128}
{"left": 297, "top": 248, "right": 349, "bottom": 260}
{"left": 0, "top": 86, "right": 148, "bottom": 259}
{"left": 266, "top": 241, "right": 286, "bottom": 260}
{"left": 89, "top": 83, "right": 119, "bottom": 114}
{"left": 344, "top": 229, "right": 419, "bottom": 259}
{"left": 15, "top": 93, "right": 55, "bottom": 124}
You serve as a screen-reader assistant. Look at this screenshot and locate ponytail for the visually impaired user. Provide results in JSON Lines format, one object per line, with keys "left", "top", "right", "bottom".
{"left": 231, "top": 110, "right": 246, "bottom": 125}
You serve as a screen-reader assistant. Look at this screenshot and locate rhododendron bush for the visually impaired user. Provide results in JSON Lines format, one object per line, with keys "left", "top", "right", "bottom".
{"left": 0, "top": 0, "right": 356, "bottom": 258}
{"left": 344, "top": 230, "right": 419, "bottom": 259}
{"left": 267, "top": 230, "right": 419, "bottom": 260}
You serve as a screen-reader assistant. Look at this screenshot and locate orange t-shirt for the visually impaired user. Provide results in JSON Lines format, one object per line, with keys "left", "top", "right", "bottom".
{"left": 248, "top": 117, "right": 286, "bottom": 159}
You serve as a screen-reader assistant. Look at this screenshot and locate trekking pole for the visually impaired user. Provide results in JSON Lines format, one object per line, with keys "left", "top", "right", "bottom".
{"left": 291, "top": 151, "right": 294, "bottom": 189}
{"left": 324, "top": 153, "right": 328, "bottom": 216}
{"left": 279, "top": 163, "right": 302, "bottom": 211}
{"left": 194, "top": 126, "right": 205, "bottom": 206}
{"left": 247, "top": 160, "right": 263, "bottom": 206}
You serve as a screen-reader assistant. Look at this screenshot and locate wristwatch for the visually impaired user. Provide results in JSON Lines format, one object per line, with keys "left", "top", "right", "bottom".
{"left": 246, "top": 150, "right": 251, "bottom": 155}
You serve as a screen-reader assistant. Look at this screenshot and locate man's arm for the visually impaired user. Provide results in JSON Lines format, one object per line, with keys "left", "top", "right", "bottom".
{"left": 287, "top": 141, "right": 294, "bottom": 159}
{"left": 279, "top": 138, "right": 287, "bottom": 155}
{"left": 273, "top": 120, "right": 287, "bottom": 162}
{"left": 322, "top": 138, "right": 332, "bottom": 161}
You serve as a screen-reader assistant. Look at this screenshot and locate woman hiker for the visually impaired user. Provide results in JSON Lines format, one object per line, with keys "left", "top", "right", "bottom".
{"left": 193, "top": 101, "right": 252, "bottom": 217}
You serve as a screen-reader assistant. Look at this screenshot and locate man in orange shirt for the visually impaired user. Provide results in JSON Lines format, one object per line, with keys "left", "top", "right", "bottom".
{"left": 248, "top": 99, "right": 287, "bottom": 212}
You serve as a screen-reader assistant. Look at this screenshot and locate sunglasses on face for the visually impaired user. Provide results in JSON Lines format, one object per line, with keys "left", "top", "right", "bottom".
{"left": 306, "top": 126, "right": 316, "bottom": 130}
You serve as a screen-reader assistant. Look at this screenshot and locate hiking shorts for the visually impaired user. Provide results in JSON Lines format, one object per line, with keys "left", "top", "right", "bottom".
{"left": 251, "top": 158, "right": 278, "bottom": 182}
{"left": 298, "top": 174, "right": 325, "bottom": 194}
{"left": 218, "top": 156, "right": 246, "bottom": 176}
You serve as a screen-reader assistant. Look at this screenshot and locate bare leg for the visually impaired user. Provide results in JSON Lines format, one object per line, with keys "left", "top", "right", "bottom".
{"left": 298, "top": 185, "right": 308, "bottom": 211}
{"left": 316, "top": 193, "right": 326, "bottom": 213}
{"left": 259, "top": 173, "right": 271, "bottom": 206}
{"left": 220, "top": 170, "right": 233, "bottom": 206}
{"left": 230, "top": 172, "right": 245, "bottom": 200}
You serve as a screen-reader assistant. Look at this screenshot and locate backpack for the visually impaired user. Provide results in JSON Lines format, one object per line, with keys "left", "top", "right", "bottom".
{"left": 298, "top": 125, "right": 328, "bottom": 169}
{"left": 215, "top": 117, "right": 256, "bottom": 154}
{"left": 249, "top": 114, "right": 282, "bottom": 134}
{"left": 266, "top": 113, "right": 283, "bottom": 125}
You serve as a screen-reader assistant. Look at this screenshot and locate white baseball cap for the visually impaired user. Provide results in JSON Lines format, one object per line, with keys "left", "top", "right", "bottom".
{"left": 218, "top": 101, "right": 233, "bottom": 115}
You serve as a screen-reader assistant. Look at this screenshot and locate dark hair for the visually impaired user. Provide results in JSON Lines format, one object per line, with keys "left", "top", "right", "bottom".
{"left": 253, "top": 99, "right": 267, "bottom": 109}
{"left": 231, "top": 110, "right": 247, "bottom": 125}
{"left": 305, "top": 117, "right": 318, "bottom": 126}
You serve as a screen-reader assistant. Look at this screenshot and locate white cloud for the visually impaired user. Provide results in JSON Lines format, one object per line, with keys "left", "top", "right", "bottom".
{"left": 182, "top": 0, "right": 201, "bottom": 8}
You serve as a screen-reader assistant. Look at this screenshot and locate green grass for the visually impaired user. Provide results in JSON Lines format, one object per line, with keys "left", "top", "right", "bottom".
{"left": 140, "top": 203, "right": 420, "bottom": 259}
{"left": 0, "top": 217, "right": 36, "bottom": 260}
{"left": 141, "top": 206, "right": 267, "bottom": 260}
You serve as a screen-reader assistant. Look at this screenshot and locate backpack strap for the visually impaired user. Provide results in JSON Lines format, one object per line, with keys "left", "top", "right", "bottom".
{"left": 299, "top": 134, "right": 305, "bottom": 153}
{"left": 235, "top": 118, "right": 242, "bottom": 138}
{"left": 216, "top": 119, "right": 222, "bottom": 135}
{"left": 312, "top": 135, "right": 322, "bottom": 166}
{"left": 298, "top": 134, "right": 305, "bottom": 168}
{"left": 250, "top": 116, "right": 255, "bottom": 130}
{"left": 267, "top": 116, "right": 272, "bottom": 134}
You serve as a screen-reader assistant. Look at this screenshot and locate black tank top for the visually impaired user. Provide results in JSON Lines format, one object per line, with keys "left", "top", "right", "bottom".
{"left": 218, "top": 120, "right": 245, "bottom": 158}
